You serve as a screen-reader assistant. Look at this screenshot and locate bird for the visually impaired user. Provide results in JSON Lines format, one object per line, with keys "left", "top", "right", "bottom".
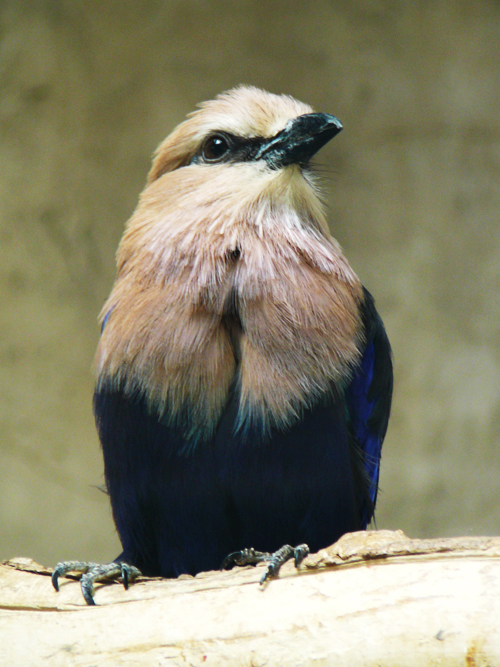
{"left": 52, "top": 85, "right": 393, "bottom": 605}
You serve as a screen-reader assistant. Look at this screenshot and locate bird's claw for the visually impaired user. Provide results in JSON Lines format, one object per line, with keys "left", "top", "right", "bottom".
{"left": 222, "top": 543, "right": 309, "bottom": 584}
{"left": 52, "top": 560, "right": 141, "bottom": 605}
{"left": 221, "top": 548, "right": 271, "bottom": 570}
{"left": 259, "top": 543, "right": 310, "bottom": 584}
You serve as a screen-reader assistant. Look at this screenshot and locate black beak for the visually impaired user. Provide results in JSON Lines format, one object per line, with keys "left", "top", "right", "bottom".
{"left": 255, "top": 113, "right": 343, "bottom": 169}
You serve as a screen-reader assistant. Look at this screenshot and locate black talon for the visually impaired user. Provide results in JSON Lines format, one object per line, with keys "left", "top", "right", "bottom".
{"left": 120, "top": 563, "right": 140, "bottom": 590}
{"left": 222, "top": 548, "right": 270, "bottom": 570}
{"left": 221, "top": 551, "right": 240, "bottom": 570}
{"left": 52, "top": 561, "right": 94, "bottom": 592}
{"left": 260, "top": 543, "right": 310, "bottom": 585}
{"left": 294, "top": 543, "right": 310, "bottom": 568}
{"left": 121, "top": 564, "right": 130, "bottom": 589}
{"left": 51, "top": 560, "right": 141, "bottom": 605}
{"left": 81, "top": 571, "right": 98, "bottom": 606}
{"left": 222, "top": 543, "right": 310, "bottom": 584}
{"left": 260, "top": 545, "right": 294, "bottom": 584}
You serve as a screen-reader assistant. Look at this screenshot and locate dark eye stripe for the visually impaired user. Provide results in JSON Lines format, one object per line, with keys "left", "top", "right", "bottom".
{"left": 191, "top": 132, "right": 265, "bottom": 166}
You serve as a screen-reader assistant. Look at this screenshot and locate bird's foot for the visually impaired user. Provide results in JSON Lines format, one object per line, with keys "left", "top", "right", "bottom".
{"left": 222, "top": 543, "right": 309, "bottom": 584}
{"left": 52, "top": 560, "right": 141, "bottom": 605}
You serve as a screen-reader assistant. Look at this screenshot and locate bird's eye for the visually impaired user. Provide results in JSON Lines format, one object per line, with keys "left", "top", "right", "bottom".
{"left": 201, "top": 134, "right": 231, "bottom": 162}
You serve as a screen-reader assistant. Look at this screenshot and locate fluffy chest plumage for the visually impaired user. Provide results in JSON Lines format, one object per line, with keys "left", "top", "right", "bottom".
{"left": 95, "top": 223, "right": 364, "bottom": 441}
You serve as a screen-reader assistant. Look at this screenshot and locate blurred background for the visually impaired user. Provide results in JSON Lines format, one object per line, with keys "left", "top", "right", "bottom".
{"left": 1, "top": 0, "right": 500, "bottom": 566}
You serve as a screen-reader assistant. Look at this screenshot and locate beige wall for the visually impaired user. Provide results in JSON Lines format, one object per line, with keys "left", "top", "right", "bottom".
{"left": 1, "top": 0, "right": 499, "bottom": 566}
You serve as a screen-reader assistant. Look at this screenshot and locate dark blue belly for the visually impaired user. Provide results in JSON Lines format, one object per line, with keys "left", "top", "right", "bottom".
{"left": 94, "top": 386, "right": 365, "bottom": 578}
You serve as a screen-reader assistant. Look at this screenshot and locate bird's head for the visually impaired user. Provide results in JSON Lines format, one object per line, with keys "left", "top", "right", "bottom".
{"left": 148, "top": 85, "right": 342, "bottom": 180}
{"left": 122, "top": 87, "right": 342, "bottom": 249}
{"left": 117, "top": 86, "right": 347, "bottom": 285}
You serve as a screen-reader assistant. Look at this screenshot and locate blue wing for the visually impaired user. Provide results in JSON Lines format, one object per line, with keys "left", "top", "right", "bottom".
{"left": 346, "top": 288, "right": 393, "bottom": 527}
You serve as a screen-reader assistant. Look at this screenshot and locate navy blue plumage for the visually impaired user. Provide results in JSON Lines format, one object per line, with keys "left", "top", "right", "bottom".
{"left": 346, "top": 288, "right": 393, "bottom": 527}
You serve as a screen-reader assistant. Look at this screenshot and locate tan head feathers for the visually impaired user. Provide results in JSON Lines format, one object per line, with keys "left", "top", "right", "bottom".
{"left": 148, "top": 86, "right": 313, "bottom": 182}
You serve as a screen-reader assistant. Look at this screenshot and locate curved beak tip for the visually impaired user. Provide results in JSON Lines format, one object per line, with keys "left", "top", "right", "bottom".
{"left": 319, "top": 114, "right": 343, "bottom": 135}
{"left": 257, "top": 111, "right": 344, "bottom": 168}
{"left": 331, "top": 117, "right": 343, "bottom": 131}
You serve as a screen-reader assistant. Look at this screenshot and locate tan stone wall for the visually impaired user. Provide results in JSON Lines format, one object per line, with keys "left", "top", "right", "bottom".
{"left": 1, "top": 0, "right": 499, "bottom": 566}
